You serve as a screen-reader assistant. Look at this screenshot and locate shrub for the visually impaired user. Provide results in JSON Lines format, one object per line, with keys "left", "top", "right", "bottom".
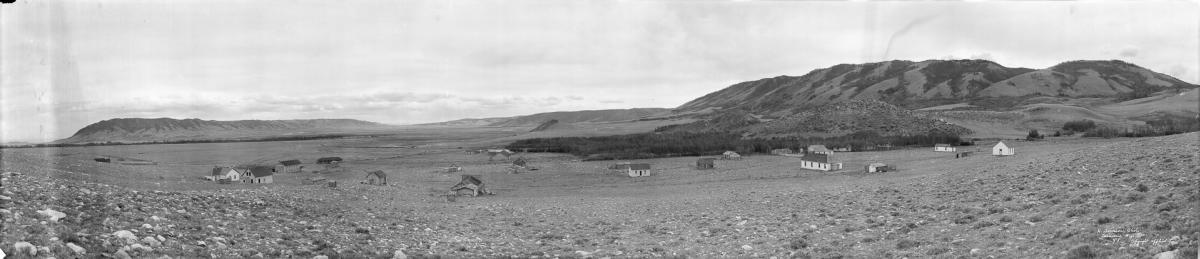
{"left": 1065, "top": 245, "right": 1098, "bottom": 259}
{"left": 1096, "top": 217, "right": 1113, "bottom": 225}
{"left": 896, "top": 239, "right": 922, "bottom": 249}
{"left": 1065, "top": 208, "right": 1089, "bottom": 218}
{"left": 1062, "top": 119, "right": 1097, "bottom": 132}
{"left": 1136, "top": 184, "right": 1149, "bottom": 192}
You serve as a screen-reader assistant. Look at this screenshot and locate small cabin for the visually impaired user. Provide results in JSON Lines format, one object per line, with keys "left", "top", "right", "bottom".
{"left": 450, "top": 175, "right": 490, "bottom": 196}
{"left": 210, "top": 166, "right": 242, "bottom": 182}
{"left": 992, "top": 141, "right": 1015, "bottom": 156}
{"left": 627, "top": 163, "right": 652, "bottom": 177}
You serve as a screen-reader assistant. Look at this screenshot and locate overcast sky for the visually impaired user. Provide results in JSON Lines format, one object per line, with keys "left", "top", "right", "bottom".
{"left": 2, "top": 0, "right": 1197, "bottom": 143}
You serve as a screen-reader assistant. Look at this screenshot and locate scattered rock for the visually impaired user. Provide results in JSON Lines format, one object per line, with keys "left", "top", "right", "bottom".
{"left": 114, "top": 230, "right": 138, "bottom": 242}
{"left": 393, "top": 249, "right": 408, "bottom": 259}
{"left": 130, "top": 243, "right": 154, "bottom": 253}
{"left": 742, "top": 244, "right": 753, "bottom": 250}
{"left": 114, "top": 249, "right": 133, "bottom": 259}
{"left": 313, "top": 255, "right": 329, "bottom": 259}
{"left": 142, "top": 236, "right": 161, "bottom": 246}
{"left": 13, "top": 242, "right": 36, "bottom": 256}
{"left": 67, "top": 242, "right": 87, "bottom": 254}
{"left": 1154, "top": 250, "right": 1178, "bottom": 259}
{"left": 36, "top": 208, "right": 66, "bottom": 222}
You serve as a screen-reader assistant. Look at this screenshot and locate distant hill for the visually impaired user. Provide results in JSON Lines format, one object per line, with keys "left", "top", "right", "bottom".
{"left": 659, "top": 100, "right": 970, "bottom": 138}
{"left": 421, "top": 108, "right": 671, "bottom": 127}
{"left": 57, "top": 118, "right": 390, "bottom": 144}
{"left": 676, "top": 59, "right": 1196, "bottom": 115}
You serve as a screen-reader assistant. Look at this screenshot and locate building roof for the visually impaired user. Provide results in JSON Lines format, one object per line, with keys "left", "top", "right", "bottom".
{"left": 868, "top": 163, "right": 887, "bottom": 167}
{"left": 993, "top": 141, "right": 1009, "bottom": 149}
{"left": 513, "top": 157, "right": 527, "bottom": 165}
{"left": 366, "top": 170, "right": 386, "bottom": 179}
{"left": 317, "top": 157, "right": 343, "bottom": 161}
{"left": 279, "top": 160, "right": 302, "bottom": 166}
{"left": 248, "top": 166, "right": 274, "bottom": 177}
{"left": 934, "top": 144, "right": 951, "bottom": 147}
{"left": 808, "top": 145, "right": 830, "bottom": 153}
{"left": 459, "top": 175, "right": 483, "bottom": 185}
{"left": 628, "top": 163, "right": 651, "bottom": 170}
{"left": 801, "top": 153, "right": 829, "bottom": 163}
{"left": 212, "top": 167, "right": 232, "bottom": 176}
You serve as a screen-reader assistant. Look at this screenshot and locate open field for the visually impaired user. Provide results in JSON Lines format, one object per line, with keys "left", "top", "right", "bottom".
{"left": 1, "top": 127, "right": 1197, "bottom": 258}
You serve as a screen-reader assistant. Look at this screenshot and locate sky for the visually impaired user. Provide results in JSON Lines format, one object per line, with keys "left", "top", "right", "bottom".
{"left": 2, "top": 0, "right": 1197, "bottom": 143}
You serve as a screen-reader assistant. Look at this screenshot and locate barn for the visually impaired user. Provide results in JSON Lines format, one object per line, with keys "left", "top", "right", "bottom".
{"left": 276, "top": 160, "right": 302, "bottom": 173}
{"left": 933, "top": 144, "right": 956, "bottom": 152}
{"left": 316, "top": 157, "right": 343, "bottom": 164}
{"left": 627, "top": 163, "right": 652, "bottom": 177}
{"left": 799, "top": 153, "right": 842, "bottom": 171}
{"left": 992, "top": 141, "right": 1015, "bottom": 156}
{"left": 364, "top": 170, "right": 387, "bottom": 185}
{"left": 451, "top": 175, "right": 490, "bottom": 196}
{"left": 807, "top": 145, "right": 833, "bottom": 155}
{"left": 242, "top": 166, "right": 274, "bottom": 184}
{"left": 696, "top": 158, "right": 716, "bottom": 170}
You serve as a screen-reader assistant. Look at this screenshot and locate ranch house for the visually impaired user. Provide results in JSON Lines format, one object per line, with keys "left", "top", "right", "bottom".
{"left": 800, "top": 153, "right": 842, "bottom": 171}
{"left": 242, "top": 166, "right": 274, "bottom": 184}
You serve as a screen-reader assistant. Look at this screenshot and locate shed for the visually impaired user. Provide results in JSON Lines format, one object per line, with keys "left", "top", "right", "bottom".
{"left": 450, "top": 175, "right": 490, "bottom": 196}
{"left": 807, "top": 145, "right": 833, "bottom": 155}
{"left": 277, "top": 160, "right": 303, "bottom": 173}
{"left": 316, "top": 157, "right": 343, "bottom": 164}
{"left": 627, "top": 163, "right": 652, "bottom": 177}
{"left": 933, "top": 144, "right": 956, "bottom": 152}
{"left": 364, "top": 170, "right": 387, "bottom": 185}
{"left": 722, "top": 151, "right": 742, "bottom": 160}
{"left": 696, "top": 158, "right": 716, "bottom": 170}
{"left": 992, "top": 141, "right": 1015, "bottom": 156}
{"left": 955, "top": 151, "right": 973, "bottom": 158}
{"left": 865, "top": 163, "right": 890, "bottom": 173}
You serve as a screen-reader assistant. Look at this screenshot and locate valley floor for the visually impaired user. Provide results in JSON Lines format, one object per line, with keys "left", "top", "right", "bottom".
{"left": 1, "top": 133, "right": 1197, "bottom": 258}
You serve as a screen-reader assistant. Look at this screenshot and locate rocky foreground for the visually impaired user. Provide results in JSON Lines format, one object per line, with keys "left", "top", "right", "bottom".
{"left": 1, "top": 133, "right": 1198, "bottom": 258}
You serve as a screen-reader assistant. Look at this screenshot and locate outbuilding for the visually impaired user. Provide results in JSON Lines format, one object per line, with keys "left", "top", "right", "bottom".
{"left": 807, "top": 145, "right": 833, "bottom": 155}
{"left": 865, "top": 163, "right": 891, "bottom": 173}
{"left": 696, "top": 158, "right": 716, "bottom": 170}
{"left": 934, "top": 144, "right": 956, "bottom": 152}
{"left": 992, "top": 141, "right": 1015, "bottom": 156}
{"left": 722, "top": 151, "right": 742, "bottom": 160}
{"left": 450, "top": 175, "right": 491, "bottom": 196}
{"left": 277, "top": 160, "right": 302, "bottom": 173}
{"left": 210, "top": 166, "right": 242, "bottom": 182}
{"left": 316, "top": 157, "right": 343, "bottom": 164}
{"left": 627, "top": 163, "right": 652, "bottom": 177}
{"left": 799, "top": 153, "right": 842, "bottom": 171}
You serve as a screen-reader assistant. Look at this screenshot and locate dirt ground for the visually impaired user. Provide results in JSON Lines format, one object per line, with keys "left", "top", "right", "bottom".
{"left": 1, "top": 129, "right": 1196, "bottom": 258}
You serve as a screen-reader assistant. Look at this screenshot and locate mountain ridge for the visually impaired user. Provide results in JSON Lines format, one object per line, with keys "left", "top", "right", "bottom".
{"left": 58, "top": 118, "right": 389, "bottom": 144}
{"left": 677, "top": 59, "right": 1196, "bottom": 115}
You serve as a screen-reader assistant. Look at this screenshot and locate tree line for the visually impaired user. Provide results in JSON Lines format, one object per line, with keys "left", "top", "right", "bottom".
{"left": 506, "top": 130, "right": 965, "bottom": 161}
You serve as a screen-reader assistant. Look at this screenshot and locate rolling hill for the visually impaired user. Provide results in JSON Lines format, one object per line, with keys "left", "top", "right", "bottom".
{"left": 677, "top": 59, "right": 1195, "bottom": 116}
{"left": 56, "top": 118, "right": 391, "bottom": 144}
{"left": 421, "top": 108, "right": 671, "bottom": 127}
